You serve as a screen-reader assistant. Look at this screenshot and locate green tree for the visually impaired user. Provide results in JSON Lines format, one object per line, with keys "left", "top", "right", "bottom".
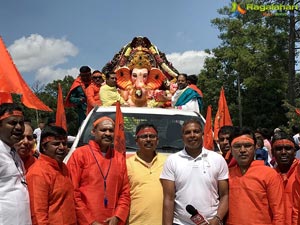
{"left": 199, "top": 1, "right": 289, "bottom": 130}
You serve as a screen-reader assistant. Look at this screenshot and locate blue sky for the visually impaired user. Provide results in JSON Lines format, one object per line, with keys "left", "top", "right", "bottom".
{"left": 1, "top": 0, "right": 230, "bottom": 85}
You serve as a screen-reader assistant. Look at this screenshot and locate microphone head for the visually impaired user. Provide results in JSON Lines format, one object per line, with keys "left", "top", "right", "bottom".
{"left": 186, "top": 204, "right": 198, "bottom": 216}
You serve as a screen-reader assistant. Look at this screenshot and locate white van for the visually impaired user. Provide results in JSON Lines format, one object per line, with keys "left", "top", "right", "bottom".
{"left": 64, "top": 106, "right": 207, "bottom": 162}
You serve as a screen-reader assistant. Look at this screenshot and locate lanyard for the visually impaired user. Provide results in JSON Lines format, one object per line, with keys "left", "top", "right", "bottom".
{"left": 10, "top": 148, "right": 27, "bottom": 187}
{"left": 88, "top": 144, "right": 112, "bottom": 207}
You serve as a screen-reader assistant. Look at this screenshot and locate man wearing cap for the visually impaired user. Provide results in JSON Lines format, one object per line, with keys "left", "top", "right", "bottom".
{"left": 271, "top": 131, "right": 299, "bottom": 225}
{"left": 0, "top": 103, "right": 32, "bottom": 225}
{"left": 67, "top": 116, "right": 130, "bottom": 225}
{"left": 86, "top": 70, "right": 105, "bottom": 114}
{"left": 66, "top": 66, "right": 92, "bottom": 127}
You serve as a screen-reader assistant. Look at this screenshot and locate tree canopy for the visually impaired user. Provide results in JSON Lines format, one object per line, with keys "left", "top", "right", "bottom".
{"left": 198, "top": 1, "right": 294, "bottom": 131}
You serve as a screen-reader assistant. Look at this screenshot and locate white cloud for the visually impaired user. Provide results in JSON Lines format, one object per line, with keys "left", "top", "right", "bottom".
{"left": 8, "top": 34, "right": 78, "bottom": 72}
{"left": 7, "top": 35, "right": 211, "bottom": 84}
{"left": 166, "top": 50, "right": 211, "bottom": 75}
{"left": 35, "top": 66, "right": 79, "bottom": 84}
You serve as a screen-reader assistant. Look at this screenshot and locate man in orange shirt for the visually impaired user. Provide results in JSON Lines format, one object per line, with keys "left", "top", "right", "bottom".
{"left": 67, "top": 116, "right": 130, "bottom": 225}
{"left": 227, "top": 127, "right": 284, "bottom": 225}
{"left": 26, "top": 125, "right": 76, "bottom": 225}
{"left": 65, "top": 66, "right": 91, "bottom": 127}
{"left": 272, "top": 131, "right": 299, "bottom": 225}
{"left": 86, "top": 70, "right": 105, "bottom": 114}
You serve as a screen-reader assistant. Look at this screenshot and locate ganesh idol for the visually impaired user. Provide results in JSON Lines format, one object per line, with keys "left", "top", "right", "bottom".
{"left": 102, "top": 36, "right": 180, "bottom": 107}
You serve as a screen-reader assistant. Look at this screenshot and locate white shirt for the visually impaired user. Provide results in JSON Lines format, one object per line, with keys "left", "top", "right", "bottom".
{"left": 0, "top": 140, "right": 32, "bottom": 225}
{"left": 171, "top": 88, "right": 200, "bottom": 114}
{"left": 33, "top": 127, "right": 42, "bottom": 152}
{"left": 160, "top": 147, "right": 228, "bottom": 224}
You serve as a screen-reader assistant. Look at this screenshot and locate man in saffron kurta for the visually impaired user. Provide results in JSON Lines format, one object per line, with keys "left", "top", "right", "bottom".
{"left": 65, "top": 66, "right": 91, "bottom": 127}
{"left": 15, "top": 123, "right": 37, "bottom": 173}
{"left": 67, "top": 116, "right": 130, "bottom": 225}
{"left": 26, "top": 126, "right": 76, "bottom": 225}
{"left": 227, "top": 127, "right": 284, "bottom": 225}
{"left": 86, "top": 70, "right": 104, "bottom": 114}
{"left": 271, "top": 131, "right": 299, "bottom": 225}
{"left": 126, "top": 123, "right": 167, "bottom": 225}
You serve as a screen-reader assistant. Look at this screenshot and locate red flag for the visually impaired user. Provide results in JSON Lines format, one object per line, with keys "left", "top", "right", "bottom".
{"left": 295, "top": 108, "right": 300, "bottom": 116}
{"left": 55, "top": 83, "right": 67, "bottom": 131}
{"left": 0, "top": 36, "right": 52, "bottom": 111}
{"left": 203, "top": 105, "right": 214, "bottom": 150}
{"left": 114, "top": 101, "right": 126, "bottom": 154}
{"left": 214, "top": 87, "right": 232, "bottom": 140}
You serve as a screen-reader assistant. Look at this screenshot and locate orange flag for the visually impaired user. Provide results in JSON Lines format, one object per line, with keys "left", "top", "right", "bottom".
{"left": 55, "top": 83, "right": 67, "bottom": 131}
{"left": 114, "top": 101, "right": 126, "bottom": 155}
{"left": 0, "top": 36, "right": 52, "bottom": 111}
{"left": 203, "top": 105, "right": 214, "bottom": 150}
{"left": 214, "top": 87, "right": 232, "bottom": 140}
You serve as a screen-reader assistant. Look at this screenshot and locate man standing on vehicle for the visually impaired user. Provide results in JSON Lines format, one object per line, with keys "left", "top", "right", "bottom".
{"left": 160, "top": 118, "right": 228, "bottom": 225}
{"left": 67, "top": 116, "right": 130, "bottom": 225}
{"left": 126, "top": 123, "right": 167, "bottom": 225}
{"left": 100, "top": 72, "right": 127, "bottom": 106}
{"left": 171, "top": 74, "right": 203, "bottom": 113}
{"left": 65, "top": 66, "right": 92, "bottom": 127}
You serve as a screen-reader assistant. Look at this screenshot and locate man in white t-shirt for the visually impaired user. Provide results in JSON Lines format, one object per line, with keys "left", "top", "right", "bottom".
{"left": 160, "top": 118, "right": 228, "bottom": 225}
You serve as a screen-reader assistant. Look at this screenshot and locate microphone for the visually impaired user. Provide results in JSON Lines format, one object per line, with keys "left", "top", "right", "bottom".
{"left": 186, "top": 205, "right": 209, "bottom": 225}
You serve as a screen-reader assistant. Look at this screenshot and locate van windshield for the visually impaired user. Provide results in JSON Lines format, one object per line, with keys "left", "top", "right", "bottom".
{"left": 77, "top": 112, "right": 204, "bottom": 154}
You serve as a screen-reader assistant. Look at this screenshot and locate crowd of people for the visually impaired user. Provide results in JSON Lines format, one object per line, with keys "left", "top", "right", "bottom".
{"left": 1, "top": 100, "right": 300, "bottom": 225}
{"left": 2, "top": 62, "right": 300, "bottom": 225}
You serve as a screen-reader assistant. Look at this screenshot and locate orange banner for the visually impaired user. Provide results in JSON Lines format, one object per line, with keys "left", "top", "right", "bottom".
{"left": 214, "top": 87, "right": 232, "bottom": 140}
{"left": 114, "top": 101, "right": 126, "bottom": 155}
{"left": 0, "top": 36, "right": 52, "bottom": 111}
{"left": 55, "top": 83, "right": 67, "bottom": 131}
{"left": 203, "top": 105, "right": 214, "bottom": 150}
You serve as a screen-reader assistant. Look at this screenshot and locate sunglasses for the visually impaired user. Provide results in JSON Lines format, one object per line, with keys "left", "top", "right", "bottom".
{"left": 273, "top": 145, "right": 294, "bottom": 151}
